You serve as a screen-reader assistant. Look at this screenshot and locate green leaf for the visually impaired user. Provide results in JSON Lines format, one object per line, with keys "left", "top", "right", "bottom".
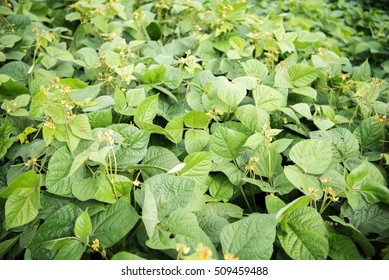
{"left": 221, "top": 213, "right": 276, "bottom": 260}
{"left": 184, "top": 129, "right": 209, "bottom": 154}
{"left": 74, "top": 210, "right": 92, "bottom": 243}
{"left": 341, "top": 200, "right": 389, "bottom": 236}
{"left": 0, "top": 171, "right": 41, "bottom": 230}
{"left": 289, "top": 139, "right": 332, "bottom": 174}
{"left": 241, "top": 59, "right": 268, "bottom": 82}
{"left": 353, "top": 118, "right": 383, "bottom": 149}
{"left": 69, "top": 114, "right": 93, "bottom": 140}
{"left": 204, "top": 202, "right": 244, "bottom": 219}
{"left": 91, "top": 201, "right": 139, "bottom": 247}
{"left": 292, "top": 87, "right": 317, "bottom": 99}
{"left": 288, "top": 64, "right": 317, "bottom": 87}
{"left": 53, "top": 239, "right": 85, "bottom": 260}
{"left": 253, "top": 85, "right": 286, "bottom": 112}
{"left": 138, "top": 146, "right": 180, "bottom": 178}
{"left": 112, "top": 252, "right": 146, "bottom": 260}
{"left": 352, "top": 59, "right": 371, "bottom": 82}
{"left": 0, "top": 236, "right": 19, "bottom": 258}
{"left": 345, "top": 161, "right": 388, "bottom": 207}
{"left": 142, "top": 184, "right": 159, "bottom": 238}
{"left": 278, "top": 207, "right": 329, "bottom": 260}
{"left": 0, "top": 35, "right": 22, "bottom": 48}
{"left": 29, "top": 204, "right": 83, "bottom": 260}
{"left": 141, "top": 174, "right": 204, "bottom": 221}
{"left": 265, "top": 194, "right": 286, "bottom": 214}
{"left": 284, "top": 165, "right": 322, "bottom": 197}
{"left": 183, "top": 110, "right": 210, "bottom": 128}
{"left": 196, "top": 211, "right": 229, "bottom": 246}
{"left": 329, "top": 215, "right": 375, "bottom": 257}
{"left": 235, "top": 104, "right": 269, "bottom": 132}
{"left": 147, "top": 209, "right": 216, "bottom": 258}
{"left": 209, "top": 76, "right": 246, "bottom": 108}
{"left": 46, "top": 145, "right": 85, "bottom": 196}
{"left": 210, "top": 125, "right": 248, "bottom": 160}
{"left": 141, "top": 64, "right": 166, "bottom": 85}
{"left": 0, "top": 119, "right": 15, "bottom": 159}
{"left": 164, "top": 116, "right": 183, "bottom": 143}
{"left": 207, "top": 173, "right": 234, "bottom": 202}
{"left": 134, "top": 94, "right": 159, "bottom": 126}
{"left": 179, "top": 152, "right": 212, "bottom": 184}
{"left": 110, "top": 124, "right": 150, "bottom": 169}
{"left": 328, "top": 233, "right": 363, "bottom": 260}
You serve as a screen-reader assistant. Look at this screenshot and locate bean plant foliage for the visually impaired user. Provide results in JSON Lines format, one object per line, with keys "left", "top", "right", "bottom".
{"left": 0, "top": 0, "right": 388, "bottom": 260}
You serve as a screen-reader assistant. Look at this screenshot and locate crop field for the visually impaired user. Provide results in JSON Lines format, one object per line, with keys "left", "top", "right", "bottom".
{"left": 0, "top": 0, "right": 388, "bottom": 260}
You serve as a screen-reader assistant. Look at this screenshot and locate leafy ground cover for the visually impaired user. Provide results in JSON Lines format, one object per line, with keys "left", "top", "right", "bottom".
{"left": 0, "top": 0, "right": 388, "bottom": 260}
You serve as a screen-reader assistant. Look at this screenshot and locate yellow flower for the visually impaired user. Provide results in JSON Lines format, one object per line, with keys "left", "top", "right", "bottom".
{"left": 224, "top": 253, "right": 239, "bottom": 260}
{"left": 91, "top": 239, "right": 100, "bottom": 252}
{"left": 196, "top": 243, "right": 213, "bottom": 260}
{"left": 176, "top": 243, "right": 190, "bottom": 255}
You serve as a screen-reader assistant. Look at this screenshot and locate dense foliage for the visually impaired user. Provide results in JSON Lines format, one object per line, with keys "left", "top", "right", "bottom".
{"left": 0, "top": 0, "right": 388, "bottom": 260}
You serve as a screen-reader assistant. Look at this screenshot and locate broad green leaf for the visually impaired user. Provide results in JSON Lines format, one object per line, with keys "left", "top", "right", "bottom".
{"left": 142, "top": 185, "right": 159, "bottom": 238}
{"left": 72, "top": 173, "right": 115, "bottom": 204}
{"left": 0, "top": 34, "right": 22, "bottom": 48}
{"left": 345, "top": 161, "right": 388, "bottom": 208}
{"left": 91, "top": 201, "right": 139, "bottom": 247}
{"left": 241, "top": 59, "right": 268, "bottom": 82}
{"left": 88, "top": 109, "right": 112, "bottom": 129}
{"left": 0, "top": 120, "right": 14, "bottom": 159}
{"left": 292, "top": 87, "right": 317, "bottom": 99}
{"left": 353, "top": 118, "right": 383, "bottom": 149}
{"left": 221, "top": 213, "right": 276, "bottom": 260}
{"left": 207, "top": 173, "right": 234, "bottom": 202}
{"left": 276, "top": 196, "right": 311, "bottom": 223}
{"left": 195, "top": 211, "right": 229, "bottom": 246}
{"left": 252, "top": 144, "right": 283, "bottom": 180}
{"left": 53, "top": 239, "right": 85, "bottom": 260}
{"left": 46, "top": 145, "right": 85, "bottom": 196}
{"left": 0, "top": 171, "right": 41, "bottom": 230}
{"left": 74, "top": 210, "right": 92, "bottom": 243}
{"left": 142, "top": 174, "right": 204, "bottom": 220}
{"left": 204, "top": 202, "right": 244, "bottom": 220}
{"left": 209, "top": 76, "right": 246, "bottom": 108}
{"left": 265, "top": 194, "right": 286, "bottom": 214}
{"left": 211, "top": 161, "right": 244, "bottom": 186}
{"left": 29, "top": 204, "right": 83, "bottom": 260}
{"left": 341, "top": 200, "right": 389, "bottom": 235}
{"left": 291, "top": 103, "right": 312, "bottom": 119}
{"left": 271, "top": 138, "right": 293, "bottom": 153}
{"left": 210, "top": 125, "right": 248, "bottom": 160}
{"left": 235, "top": 104, "right": 269, "bottom": 132}
{"left": 147, "top": 209, "right": 216, "bottom": 258}
{"left": 253, "top": 85, "right": 286, "bottom": 112}
{"left": 183, "top": 111, "right": 210, "bottom": 128}
{"left": 134, "top": 94, "right": 159, "bottom": 126}
{"left": 112, "top": 252, "right": 146, "bottom": 260}
{"left": 329, "top": 215, "right": 375, "bottom": 257}
{"left": 184, "top": 129, "right": 209, "bottom": 154}
{"left": 179, "top": 152, "right": 212, "bottom": 184}
{"left": 289, "top": 139, "right": 332, "bottom": 174}
{"left": 284, "top": 165, "right": 322, "bottom": 198}
{"left": 110, "top": 124, "right": 150, "bottom": 168}
{"left": 164, "top": 116, "right": 183, "bottom": 144}
{"left": 232, "top": 76, "right": 257, "bottom": 90}
{"left": 278, "top": 207, "right": 329, "bottom": 260}
{"left": 141, "top": 64, "right": 166, "bottom": 85}
{"left": 0, "top": 236, "right": 19, "bottom": 258}
{"left": 328, "top": 233, "right": 363, "bottom": 260}
{"left": 352, "top": 59, "right": 371, "bottom": 82}
{"left": 138, "top": 146, "right": 180, "bottom": 178}
{"left": 288, "top": 64, "right": 317, "bottom": 87}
